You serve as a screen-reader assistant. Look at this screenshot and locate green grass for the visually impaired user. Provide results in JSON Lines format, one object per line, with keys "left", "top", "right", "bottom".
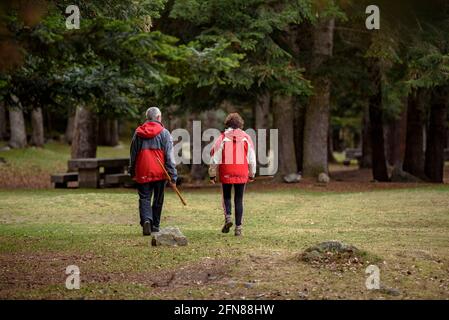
{"left": 1, "top": 186, "right": 449, "bottom": 299}
{"left": 0, "top": 140, "right": 130, "bottom": 171}
{"left": 1, "top": 141, "right": 449, "bottom": 299}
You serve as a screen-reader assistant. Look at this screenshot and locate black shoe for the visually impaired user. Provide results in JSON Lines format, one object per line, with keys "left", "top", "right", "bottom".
{"left": 143, "top": 221, "right": 152, "bottom": 236}
{"left": 152, "top": 226, "right": 160, "bottom": 233}
{"left": 221, "top": 220, "right": 233, "bottom": 234}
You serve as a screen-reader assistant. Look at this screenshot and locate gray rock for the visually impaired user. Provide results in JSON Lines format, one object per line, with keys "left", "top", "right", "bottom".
{"left": 0, "top": 146, "right": 10, "bottom": 152}
{"left": 151, "top": 227, "right": 188, "bottom": 247}
{"left": 283, "top": 173, "right": 302, "bottom": 184}
{"left": 312, "top": 240, "right": 359, "bottom": 253}
{"left": 318, "top": 173, "right": 330, "bottom": 184}
{"left": 299, "top": 240, "right": 361, "bottom": 263}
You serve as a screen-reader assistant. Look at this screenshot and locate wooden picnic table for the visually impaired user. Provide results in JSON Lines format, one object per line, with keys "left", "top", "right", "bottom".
{"left": 68, "top": 158, "right": 130, "bottom": 188}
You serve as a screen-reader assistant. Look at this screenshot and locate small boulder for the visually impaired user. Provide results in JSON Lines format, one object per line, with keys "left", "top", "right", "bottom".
{"left": 318, "top": 173, "right": 330, "bottom": 184}
{"left": 284, "top": 173, "right": 302, "bottom": 184}
{"left": 301, "top": 241, "right": 360, "bottom": 260}
{"left": 151, "top": 227, "right": 188, "bottom": 247}
{"left": 298, "top": 240, "right": 370, "bottom": 270}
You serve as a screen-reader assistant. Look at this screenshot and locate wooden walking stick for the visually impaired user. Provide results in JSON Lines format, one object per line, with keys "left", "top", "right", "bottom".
{"left": 156, "top": 157, "right": 187, "bottom": 206}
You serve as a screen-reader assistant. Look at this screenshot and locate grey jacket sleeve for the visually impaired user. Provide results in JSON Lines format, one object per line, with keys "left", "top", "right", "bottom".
{"left": 129, "top": 132, "right": 142, "bottom": 178}
{"left": 162, "top": 129, "right": 178, "bottom": 182}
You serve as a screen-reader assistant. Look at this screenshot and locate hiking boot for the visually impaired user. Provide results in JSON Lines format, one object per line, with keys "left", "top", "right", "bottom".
{"left": 221, "top": 216, "right": 233, "bottom": 234}
{"left": 235, "top": 226, "right": 242, "bottom": 236}
{"left": 142, "top": 220, "right": 152, "bottom": 236}
{"left": 152, "top": 226, "right": 160, "bottom": 233}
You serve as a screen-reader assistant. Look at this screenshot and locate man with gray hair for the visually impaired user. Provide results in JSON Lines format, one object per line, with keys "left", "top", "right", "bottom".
{"left": 129, "top": 107, "right": 177, "bottom": 236}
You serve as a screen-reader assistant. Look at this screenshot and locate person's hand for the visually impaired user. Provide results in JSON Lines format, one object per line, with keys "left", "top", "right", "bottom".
{"left": 169, "top": 180, "right": 176, "bottom": 188}
{"left": 248, "top": 176, "right": 255, "bottom": 183}
{"left": 128, "top": 167, "right": 135, "bottom": 178}
{"left": 209, "top": 177, "right": 216, "bottom": 184}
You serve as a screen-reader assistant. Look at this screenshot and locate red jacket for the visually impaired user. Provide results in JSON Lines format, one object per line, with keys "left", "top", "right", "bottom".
{"left": 209, "top": 128, "right": 256, "bottom": 184}
{"left": 129, "top": 121, "right": 177, "bottom": 184}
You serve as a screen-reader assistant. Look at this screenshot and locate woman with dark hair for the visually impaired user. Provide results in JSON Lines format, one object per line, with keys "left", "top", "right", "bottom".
{"left": 209, "top": 113, "right": 256, "bottom": 236}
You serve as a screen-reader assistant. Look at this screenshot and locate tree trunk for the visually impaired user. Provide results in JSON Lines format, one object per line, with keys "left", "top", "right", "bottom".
{"left": 368, "top": 59, "right": 389, "bottom": 182}
{"left": 303, "top": 18, "right": 335, "bottom": 177}
{"left": 71, "top": 105, "right": 98, "bottom": 159}
{"left": 425, "top": 86, "right": 448, "bottom": 183}
{"left": 254, "top": 91, "right": 271, "bottom": 130}
{"left": 446, "top": 126, "right": 449, "bottom": 149}
{"left": 0, "top": 102, "right": 7, "bottom": 140}
{"left": 65, "top": 115, "right": 75, "bottom": 144}
{"left": 98, "top": 119, "right": 119, "bottom": 146}
{"left": 8, "top": 106, "right": 27, "bottom": 148}
{"left": 273, "top": 95, "right": 297, "bottom": 178}
{"left": 403, "top": 89, "right": 426, "bottom": 178}
{"left": 398, "top": 103, "right": 408, "bottom": 165}
{"left": 360, "top": 104, "right": 372, "bottom": 168}
{"left": 385, "top": 104, "right": 407, "bottom": 167}
{"left": 109, "top": 120, "right": 119, "bottom": 146}
{"left": 31, "top": 107, "right": 45, "bottom": 147}
{"left": 294, "top": 102, "right": 305, "bottom": 173}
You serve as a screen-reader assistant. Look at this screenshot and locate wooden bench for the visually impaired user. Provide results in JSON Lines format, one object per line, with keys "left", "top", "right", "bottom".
{"left": 343, "top": 148, "right": 362, "bottom": 166}
{"left": 51, "top": 172, "right": 79, "bottom": 188}
{"left": 68, "top": 158, "right": 129, "bottom": 188}
{"left": 104, "top": 173, "right": 135, "bottom": 188}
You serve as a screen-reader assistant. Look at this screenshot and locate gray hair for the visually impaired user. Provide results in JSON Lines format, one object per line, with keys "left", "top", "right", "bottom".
{"left": 146, "top": 107, "right": 161, "bottom": 121}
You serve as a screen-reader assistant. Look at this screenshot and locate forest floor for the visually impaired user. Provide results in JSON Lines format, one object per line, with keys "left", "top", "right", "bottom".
{"left": 1, "top": 140, "right": 449, "bottom": 299}
{"left": 0, "top": 140, "right": 448, "bottom": 189}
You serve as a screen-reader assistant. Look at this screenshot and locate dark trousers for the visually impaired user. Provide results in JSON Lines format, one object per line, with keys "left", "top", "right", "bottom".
{"left": 137, "top": 180, "right": 166, "bottom": 227}
{"left": 222, "top": 183, "right": 246, "bottom": 226}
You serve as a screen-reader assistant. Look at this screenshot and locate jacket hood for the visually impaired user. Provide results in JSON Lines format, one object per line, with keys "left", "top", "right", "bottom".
{"left": 224, "top": 128, "right": 254, "bottom": 147}
{"left": 136, "top": 121, "right": 164, "bottom": 138}
{"left": 224, "top": 128, "right": 246, "bottom": 139}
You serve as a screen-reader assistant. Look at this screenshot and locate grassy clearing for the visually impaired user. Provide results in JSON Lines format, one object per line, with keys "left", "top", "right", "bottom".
{"left": 1, "top": 141, "right": 448, "bottom": 299}
{"left": 0, "top": 141, "right": 130, "bottom": 188}
{"left": 1, "top": 186, "right": 449, "bottom": 299}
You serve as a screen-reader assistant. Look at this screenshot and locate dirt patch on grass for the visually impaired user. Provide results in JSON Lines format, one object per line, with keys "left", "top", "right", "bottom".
{"left": 0, "top": 167, "right": 52, "bottom": 189}
{"left": 0, "top": 252, "right": 97, "bottom": 298}
{"left": 0, "top": 251, "right": 233, "bottom": 299}
{"left": 149, "top": 257, "right": 231, "bottom": 290}
{"left": 2, "top": 249, "right": 448, "bottom": 299}
{"left": 104, "top": 257, "right": 232, "bottom": 290}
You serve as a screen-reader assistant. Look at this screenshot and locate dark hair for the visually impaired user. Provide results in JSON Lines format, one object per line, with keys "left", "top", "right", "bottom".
{"left": 224, "top": 113, "right": 244, "bottom": 129}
